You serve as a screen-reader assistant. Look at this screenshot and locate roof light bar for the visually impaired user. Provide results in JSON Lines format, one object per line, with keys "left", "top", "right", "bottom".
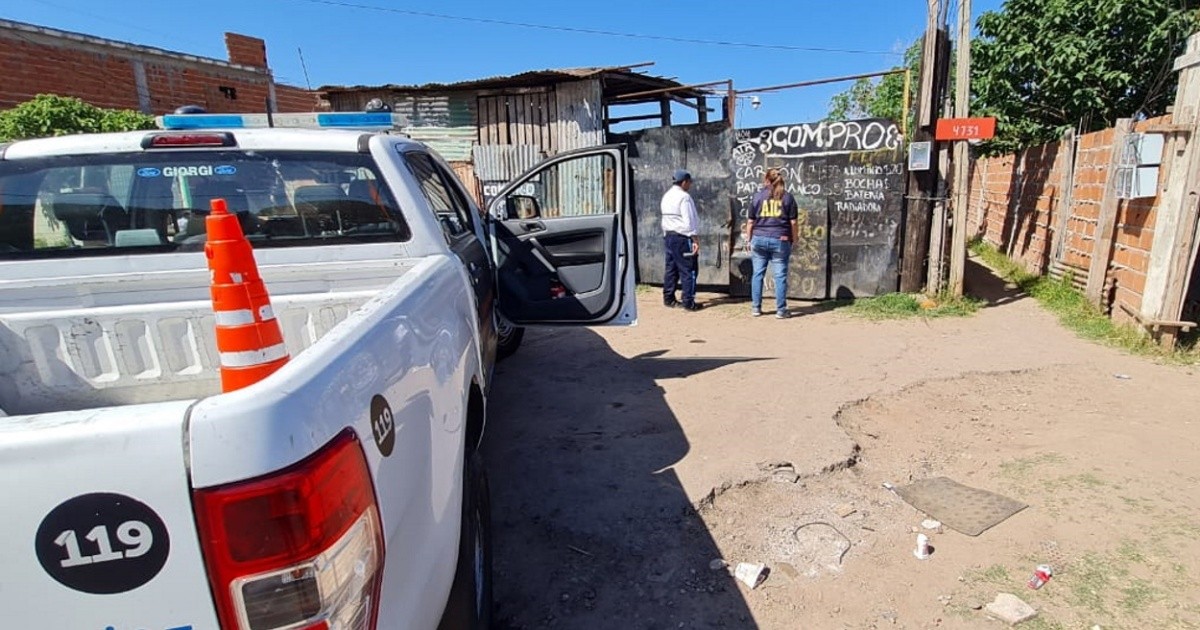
{"left": 157, "top": 112, "right": 408, "bottom": 131}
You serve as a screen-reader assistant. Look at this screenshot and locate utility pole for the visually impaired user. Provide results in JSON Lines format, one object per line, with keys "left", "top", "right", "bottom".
{"left": 900, "top": 0, "right": 952, "bottom": 293}
{"left": 946, "top": 0, "right": 973, "bottom": 296}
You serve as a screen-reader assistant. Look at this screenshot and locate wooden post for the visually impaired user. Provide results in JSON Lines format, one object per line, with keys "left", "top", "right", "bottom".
{"left": 697, "top": 96, "right": 708, "bottom": 124}
{"left": 901, "top": 69, "right": 913, "bottom": 139}
{"left": 947, "top": 0, "right": 973, "bottom": 297}
{"left": 1085, "top": 118, "right": 1134, "bottom": 305}
{"left": 1049, "top": 128, "right": 1078, "bottom": 264}
{"left": 900, "top": 0, "right": 950, "bottom": 293}
{"left": 1142, "top": 32, "right": 1200, "bottom": 348}
{"left": 659, "top": 98, "right": 672, "bottom": 127}
{"left": 725, "top": 81, "right": 736, "bottom": 127}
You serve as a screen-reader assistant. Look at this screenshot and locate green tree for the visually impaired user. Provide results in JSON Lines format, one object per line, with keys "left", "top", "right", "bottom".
{"left": 827, "top": 39, "right": 923, "bottom": 130}
{"left": 973, "top": 0, "right": 1200, "bottom": 153}
{"left": 0, "top": 94, "right": 156, "bottom": 142}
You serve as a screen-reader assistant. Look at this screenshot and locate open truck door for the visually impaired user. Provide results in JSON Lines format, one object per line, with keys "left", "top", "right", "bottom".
{"left": 488, "top": 145, "right": 637, "bottom": 326}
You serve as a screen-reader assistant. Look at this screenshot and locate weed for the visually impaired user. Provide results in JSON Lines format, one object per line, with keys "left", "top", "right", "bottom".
{"left": 999, "top": 452, "right": 1067, "bottom": 479}
{"left": 843, "top": 292, "right": 983, "bottom": 320}
{"left": 1120, "top": 578, "right": 1161, "bottom": 613}
{"left": 970, "top": 241, "right": 1200, "bottom": 363}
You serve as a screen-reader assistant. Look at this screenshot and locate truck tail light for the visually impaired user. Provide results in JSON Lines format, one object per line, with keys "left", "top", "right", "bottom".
{"left": 193, "top": 430, "right": 384, "bottom": 630}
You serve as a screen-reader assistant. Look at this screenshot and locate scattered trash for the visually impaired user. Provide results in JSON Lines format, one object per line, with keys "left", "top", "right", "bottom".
{"left": 913, "top": 533, "right": 932, "bottom": 560}
{"left": 1027, "top": 564, "right": 1053, "bottom": 590}
{"left": 689, "top": 338, "right": 707, "bottom": 344}
{"left": 835, "top": 503, "right": 857, "bottom": 518}
{"left": 709, "top": 559, "right": 728, "bottom": 571}
{"left": 985, "top": 593, "right": 1038, "bottom": 625}
{"left": 937, "top": 594, "right": 952, "bottom": 605}
{"left": 1114, "top": 374, "right": 1132, "bottom": 380}
{"left": 734, "top": 562, "right": 768, "bottom": 589}
{"left": 882, "top": 481, "right": 898, "bottom": 494}
{"left": 567, "top": 545, "right": 594, "bottom": 557}
{"left": 969, "top": 601, "right": 984, "bottom": 611}
{"left": 921, "top": 519, "right": 943, "bottom": 531}
{"left": 880, "top": 611, "right": 898, "bottom": 624}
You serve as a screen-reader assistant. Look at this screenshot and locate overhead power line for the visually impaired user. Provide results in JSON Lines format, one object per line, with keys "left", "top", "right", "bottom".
{"left": 290, "top": 0, "right": 903, "bottom": 56}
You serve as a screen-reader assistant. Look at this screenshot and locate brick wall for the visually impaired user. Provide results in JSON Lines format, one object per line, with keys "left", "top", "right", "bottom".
{"left": 0, "top": 19, "right": 315, "bottom": 114}
{"left": 968, "top": 116, "right": 1169, "bottom": 322}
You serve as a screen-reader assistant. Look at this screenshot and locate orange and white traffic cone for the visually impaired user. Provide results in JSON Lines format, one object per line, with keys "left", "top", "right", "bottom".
{"left": 205, "top": 198, "right": 290, "bottom": 392}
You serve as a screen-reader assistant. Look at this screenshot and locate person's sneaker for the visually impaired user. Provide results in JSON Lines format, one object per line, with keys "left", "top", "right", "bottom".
{"left": 776, "top": 310, "right": 791, "bottom": 319}
{"left": 682, "top": 303, "right": 703, "bottom": 312}
{"left": 751, "top": 308, "right": 762, "bottom": 317}
{"left": 664, "top": 300, "right": 678, "bottom": 308}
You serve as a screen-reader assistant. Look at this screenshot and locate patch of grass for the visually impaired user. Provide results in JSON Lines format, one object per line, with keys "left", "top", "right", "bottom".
{"left": 636, "top": 284, "right": 656, "bottom": 295}
{"left": 1022, "top": 617, "right": 1067, "bottom": 630}
{"left": 1120, "top": 578, "right": 1162, "bottom": 613}
{"left": 843, "top": 292, "right": 984, "bottom": 320}
{"left": 969, "top": 240, "right": 1200, "bottom": 363}
{"left": 999, "top": 452, "right": 1067, "bottom": 479}
{"left": 1068, "top": 552, "right": 1121, "bottom": 614}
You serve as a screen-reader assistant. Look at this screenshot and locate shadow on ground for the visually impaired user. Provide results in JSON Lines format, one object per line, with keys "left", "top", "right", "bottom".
{"left": 485, "top": 327, "right": 766, "bottom": 629}
{"left": 965, "top": 256, "right": 1028, "bottom": 308}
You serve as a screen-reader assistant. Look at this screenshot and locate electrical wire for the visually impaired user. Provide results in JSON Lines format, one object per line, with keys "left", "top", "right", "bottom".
{"left": 287, "top": 0, "right": 904, "bottom": 56}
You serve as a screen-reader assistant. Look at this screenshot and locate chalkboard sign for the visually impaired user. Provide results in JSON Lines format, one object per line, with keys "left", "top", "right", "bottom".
{"left": 730, "top": 118, "right": 906, "bottom": 299}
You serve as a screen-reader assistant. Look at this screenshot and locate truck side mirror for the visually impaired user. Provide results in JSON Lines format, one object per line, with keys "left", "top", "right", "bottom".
{"left": 506, "top": 195, "right": 541, "bottom": 220}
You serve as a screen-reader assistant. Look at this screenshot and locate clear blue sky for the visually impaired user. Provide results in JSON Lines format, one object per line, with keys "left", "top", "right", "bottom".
{"left": 4, "top": 0, "right": 1003, "bottom": 128}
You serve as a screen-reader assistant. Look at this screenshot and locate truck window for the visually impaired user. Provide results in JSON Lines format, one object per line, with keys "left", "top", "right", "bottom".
{"left": 0, "top": 151, "right": 411, "bottom": 257}
{"left": 404, "top": 152, "right": 474, "bottom": 238}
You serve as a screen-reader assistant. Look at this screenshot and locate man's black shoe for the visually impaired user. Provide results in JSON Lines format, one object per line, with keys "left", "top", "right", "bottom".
{"left": 682, "top": 303, "right": 703, "bottom": 312}
{"left": 664, "top": 300, "right": 679, "bottom": 308}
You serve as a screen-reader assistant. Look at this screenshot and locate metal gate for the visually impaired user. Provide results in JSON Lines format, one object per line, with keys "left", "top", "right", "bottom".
{"left": 611, "top": 117, "right": 907, "bottom": 298}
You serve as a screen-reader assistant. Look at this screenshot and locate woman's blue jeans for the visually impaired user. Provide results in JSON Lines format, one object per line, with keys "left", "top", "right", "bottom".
{"left": 750, "top": 235, "right": 792, "bottom": 313}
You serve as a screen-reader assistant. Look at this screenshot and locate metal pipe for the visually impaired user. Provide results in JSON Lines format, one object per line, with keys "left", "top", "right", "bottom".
{"left": 736, "top": 69, "right": 907, "bottom": 95}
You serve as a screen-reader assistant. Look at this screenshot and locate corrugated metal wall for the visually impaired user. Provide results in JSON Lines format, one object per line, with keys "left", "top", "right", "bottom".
{"left": 326, "top": 90, "right": 477, "bottom": 162}
{"left": 326, "top": 79, "right": 606, "bottom": 206}
{"left": 554, "top": 80, "right": 604, "bottom": 151}
{"left": 472, "top": 145, "right": 544, "bottom": 181}
{"left": 478, "top": 90, "right": 557, "bottom": 151}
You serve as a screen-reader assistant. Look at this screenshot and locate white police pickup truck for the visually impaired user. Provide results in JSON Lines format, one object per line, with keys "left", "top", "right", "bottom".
{"left": 0, "top": 112, "right": 637, "bottom": 630}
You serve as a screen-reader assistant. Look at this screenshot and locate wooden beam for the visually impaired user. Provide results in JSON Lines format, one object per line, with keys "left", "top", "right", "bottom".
{"left": 947, "top": 0, "right": 973, "bottom": 297}
{"left": 609, "top": 80, "right": 731, "bottom": 101}
{"left": 1085, "top": 118, "right": 1134, "bottom": 305}
{"left": 602, "top": 113, "right": 664, "bottom": 125}
{"left": 1049, "top": 128, "right": 1078, "bottom": 263}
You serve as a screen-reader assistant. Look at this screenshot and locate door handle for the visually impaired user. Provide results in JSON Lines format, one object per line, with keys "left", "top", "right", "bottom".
{"left": 520, "top": 221, "right": 545, "bottom": 232}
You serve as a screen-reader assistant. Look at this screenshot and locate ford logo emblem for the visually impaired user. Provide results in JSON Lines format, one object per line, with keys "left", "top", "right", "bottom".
{"left": 214, "top": 165, "right": 237, "bottom": 176}
{"left": 136, "top": 167, "right": 161, "bottom": 177}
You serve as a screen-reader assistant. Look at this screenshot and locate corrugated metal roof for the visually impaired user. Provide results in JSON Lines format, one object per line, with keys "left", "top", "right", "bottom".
{"left": 319, "top": 64, "right": 711, "bottom": 100}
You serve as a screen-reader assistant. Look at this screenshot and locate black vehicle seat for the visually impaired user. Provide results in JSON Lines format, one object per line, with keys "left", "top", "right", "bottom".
{"left": 293, "top": 184, "right": 347, "bottom": 234}
{"left": 49, "top": 191, "right": 128, "bottom": 246}
{"left": 184, "top": 178, "right": 254, "bottom": 240}
{"left": 346, "top": 179, "right": 394, "bottom": 233}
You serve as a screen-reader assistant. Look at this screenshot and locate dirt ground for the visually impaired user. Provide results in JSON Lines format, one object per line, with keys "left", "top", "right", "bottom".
{"left": 483, "top": 259, "right": 1200, "bottom": 629}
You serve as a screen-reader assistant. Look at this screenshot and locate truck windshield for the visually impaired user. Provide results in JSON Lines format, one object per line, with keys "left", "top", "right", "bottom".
{"left": 0, "top": 150, "right": 410, "bottom": 258}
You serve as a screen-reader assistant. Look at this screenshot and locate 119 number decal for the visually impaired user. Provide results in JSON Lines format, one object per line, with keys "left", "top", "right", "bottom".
{"left": 54, "top": 521, "right": 154, "bottom": 567}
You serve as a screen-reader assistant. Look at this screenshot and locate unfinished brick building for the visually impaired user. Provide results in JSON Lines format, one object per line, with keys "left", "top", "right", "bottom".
{"left": 0, "top": 18, "right": 316, "bottom": 114}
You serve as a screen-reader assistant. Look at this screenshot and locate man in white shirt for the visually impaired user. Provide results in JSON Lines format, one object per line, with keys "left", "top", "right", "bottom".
{"left": 660, "top": 169, "right": 702, "bottom": 311}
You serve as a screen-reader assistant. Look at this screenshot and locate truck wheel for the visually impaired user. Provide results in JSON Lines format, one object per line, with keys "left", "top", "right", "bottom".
{"left": 438, "top": 452, "right": 493, "bottom": 630}
{"left": 496, "top": 321, "right": 524, "bottom": 361}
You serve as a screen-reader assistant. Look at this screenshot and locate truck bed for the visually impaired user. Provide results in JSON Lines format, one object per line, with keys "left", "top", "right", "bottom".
{"left": 0, "top": 243, "right": 424, "bottom": 415}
